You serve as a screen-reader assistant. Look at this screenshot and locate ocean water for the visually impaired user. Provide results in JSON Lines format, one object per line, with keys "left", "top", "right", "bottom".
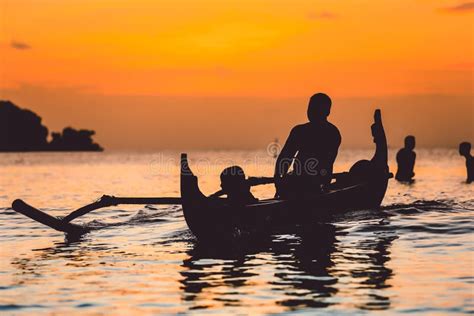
{"left": 0, "top": 149, "right": 472, "bottom": 315}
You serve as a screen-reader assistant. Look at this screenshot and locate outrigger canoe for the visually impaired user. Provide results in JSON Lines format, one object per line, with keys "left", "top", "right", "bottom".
{"left": 180, "top": 110, "right": 391, "bottom": 242}
{"left": 10, "top": 110, "right": 390, "bottom": 241}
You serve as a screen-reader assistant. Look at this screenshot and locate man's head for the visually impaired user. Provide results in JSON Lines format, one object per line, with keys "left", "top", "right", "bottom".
{"left": 220, "top": 166, "right": 246, "bottom": 193}
{"left": 459, "top": 142, "right": 471, "bottom": 157}
{"left": 307, "top": 93, "right": 332, "bottom": 122}
{"left": 404, "top": 135, "right": 416, "bottom": 150}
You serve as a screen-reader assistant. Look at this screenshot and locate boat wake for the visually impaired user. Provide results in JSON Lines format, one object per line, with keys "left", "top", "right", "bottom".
{"left": 335, "top": 199, "right": 473, "bottom": 238}
{"left": 383, "top": 199, "right": 473, "bottom": 214}
{"left": 74, "top": 205, "right": 184, "bottom": 231}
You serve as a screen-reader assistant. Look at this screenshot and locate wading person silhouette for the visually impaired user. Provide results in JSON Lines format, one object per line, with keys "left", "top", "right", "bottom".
{"left": 395, "top": 136, "right": 416, "bottom": 182}
{"left": 459, "top": 142, "right": 473, "bottom": 183}
{"left": 274, "top": 93, "right": 341, "bottom": 198}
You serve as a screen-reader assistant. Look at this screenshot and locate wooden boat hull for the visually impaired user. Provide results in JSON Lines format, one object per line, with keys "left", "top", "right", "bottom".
{"left": 180, "top": 154, "right": 390, "bottom": 242}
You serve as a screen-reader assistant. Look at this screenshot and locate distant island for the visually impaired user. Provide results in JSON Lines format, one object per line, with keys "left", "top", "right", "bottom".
{"left": 0, "top": 100, "right": 103, "bottom": 152}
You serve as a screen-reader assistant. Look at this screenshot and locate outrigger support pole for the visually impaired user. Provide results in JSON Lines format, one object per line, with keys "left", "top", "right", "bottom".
{"left": 61, "top": 196, "right": 182, "bottom": 223}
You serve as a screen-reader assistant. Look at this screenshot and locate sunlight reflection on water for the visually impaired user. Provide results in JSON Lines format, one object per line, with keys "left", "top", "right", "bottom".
{"left": 0, "top": 149, "right": 472, "bottom": 315}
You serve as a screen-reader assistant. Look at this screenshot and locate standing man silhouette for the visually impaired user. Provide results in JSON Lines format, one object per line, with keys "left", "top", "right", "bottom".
{"left": 396, "top": 136, "right": 416, "bottom": 182}
{"left": 274, "top": 93, "right": 341, "bottom": 198}
{"left": 459, "top": 142, "right": 474, "bottom": 183}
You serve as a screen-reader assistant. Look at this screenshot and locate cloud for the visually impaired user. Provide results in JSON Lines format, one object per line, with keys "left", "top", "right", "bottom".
{"left": 440, "top": 2, "right": 474, "bottom": 13}
{"left": 307, "top": 11, "right": 338, "bottom": 20}
{"left": 10, "top": 41, "right": 31, "bottom": 50}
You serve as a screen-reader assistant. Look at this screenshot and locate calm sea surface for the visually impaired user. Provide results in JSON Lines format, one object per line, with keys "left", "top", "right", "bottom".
{"left": 0, "top": 149, "right": 472, "bottom": 315}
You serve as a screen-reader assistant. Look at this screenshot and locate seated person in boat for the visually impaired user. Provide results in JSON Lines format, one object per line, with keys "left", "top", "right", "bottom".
{"left": 219, "top": 166, "right": 258, "bottom": 205}
{"left": 395, "top": 135, "right": 416, "bottom": 182}
{"left": 274, "top": 93, "right": 341, "bottom": 198}
{"left": 459, "top": 142, "right": 474, "bottom": 184}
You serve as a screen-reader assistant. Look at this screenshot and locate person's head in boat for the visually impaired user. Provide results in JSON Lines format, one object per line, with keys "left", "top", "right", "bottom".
{"left": 332, "top": 159, "right": 377, "bottom": 188}
{"left": 220, "top": 166, "right": 256, "bottom": 204}
{"left": 404, "top": 135, "right": 416, "bottom": 151}
{"left": 459, "top": 142, "right": 471, "bottom": 158}
{"left": 221, "top": 166, "right": 246, "bottom": 190}
{"left": 307, "top": 93, "right": 332, "bottom": 123}
{"left": 349, "top": 160, "right": 376, "bottom": 181}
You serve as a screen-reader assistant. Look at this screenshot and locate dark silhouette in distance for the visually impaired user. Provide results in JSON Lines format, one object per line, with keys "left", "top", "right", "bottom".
{"left": 459, "top": 142, "right": 473, "bottom": 183}
{"left": 0, "top": 100, "right": 49, "bottom": 151}
{"left": 219, "top": 166, "right": 257, "bottom": 205}
{"left": 0, "top": 100, "right": 103, "bottom": 152}
{"left": 395, "top": 135, "right": 416, "bottom": 182}
{"left": 274, "top": 93, "right": 341, "bottom": 198}
{"left": 50, "top": 127, "right": 103, "bottom": 151}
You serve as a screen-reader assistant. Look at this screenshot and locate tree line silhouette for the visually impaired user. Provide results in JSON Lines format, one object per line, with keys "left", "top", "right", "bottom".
{"left": 0, "top": 100, "right": 103, "bottom": 152}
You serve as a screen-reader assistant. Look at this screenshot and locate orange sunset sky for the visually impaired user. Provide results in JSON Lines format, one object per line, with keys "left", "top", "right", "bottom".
{"left": 0, "top": 0, "right": 473, "bottom": 150}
